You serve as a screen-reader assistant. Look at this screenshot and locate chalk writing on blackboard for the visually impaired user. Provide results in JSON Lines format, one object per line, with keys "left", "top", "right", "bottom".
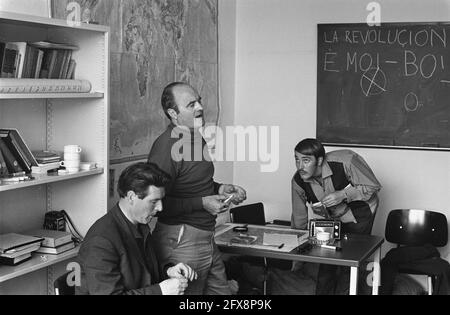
{"left": 317, "top": 23, "right": 450, "bottom": 150}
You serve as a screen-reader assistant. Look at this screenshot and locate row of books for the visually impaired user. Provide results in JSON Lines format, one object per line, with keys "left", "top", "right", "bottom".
{"left": 0, "top": 230, "right": 75, "bottom": 266}
{"left": 0, "top": 41, "right": 78, "bottom": 80}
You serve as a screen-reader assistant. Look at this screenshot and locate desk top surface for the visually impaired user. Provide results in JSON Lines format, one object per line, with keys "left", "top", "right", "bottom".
{"left": 215, "top": 223, "right": 384, "bottom": 267}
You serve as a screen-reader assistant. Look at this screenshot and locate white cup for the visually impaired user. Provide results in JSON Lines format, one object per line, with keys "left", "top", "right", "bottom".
{"left": 316, "top": 232, "right": 331, "bottom": 242}
{"left": 64, "top": 153, "right": 81, "bottom": 161}
{"left": 64, "top": 145, "right": 82, "bottom": 154}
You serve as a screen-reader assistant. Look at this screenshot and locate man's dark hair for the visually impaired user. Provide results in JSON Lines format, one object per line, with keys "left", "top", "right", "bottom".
{"left": 161, "top": 82, "right": 186, "bottom": 120}
{"left": 117, "top": 162, "right": 171, "bottom": 199}
{"left": 294, "top": 138, "right": 326, "bottom": 160}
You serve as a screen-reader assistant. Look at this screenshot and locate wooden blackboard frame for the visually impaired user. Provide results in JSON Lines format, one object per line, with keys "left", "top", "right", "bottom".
{"left": 317, "top": 22, "right": 450, "bottom": 151}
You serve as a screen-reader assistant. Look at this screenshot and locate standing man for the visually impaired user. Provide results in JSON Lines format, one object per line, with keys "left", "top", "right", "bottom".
{"left": 148, "top": 82, "right": 247, "bottom": 295}
{"left": 291, "top": 138, "right": 382, "bottom": 294}
{"left": 77, "top": 162, "right": 197, "bottom": 295}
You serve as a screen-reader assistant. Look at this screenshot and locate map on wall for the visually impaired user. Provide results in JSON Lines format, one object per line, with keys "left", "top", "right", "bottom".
{"left": 52, "top": 0, "right": 219, "bottom": 162}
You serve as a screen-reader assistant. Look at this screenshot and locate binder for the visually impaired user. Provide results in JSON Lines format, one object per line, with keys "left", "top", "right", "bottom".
{"left": 0, "top": 138, "right": 23, "bottom": 174}
{"left": 0, "top": 129, "right": 38, "bottom": 174}
{"left": 0, "top": 243, "right": 40, "bottom": 259}
{"left": 0, "top": 148, "right": 8, "bottom": 176}
{"left": 0, "top": 233, "right": 43, "bottom": 254}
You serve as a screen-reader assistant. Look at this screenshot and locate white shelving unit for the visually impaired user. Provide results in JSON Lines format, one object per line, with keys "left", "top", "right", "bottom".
{"left": 0, "top": 12, "right": 109, "bottom": 295}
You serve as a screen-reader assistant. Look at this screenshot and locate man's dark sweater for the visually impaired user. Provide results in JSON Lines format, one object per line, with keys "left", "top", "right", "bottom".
{"left": 148, "top": 124, "right": 220, "bottom": 231}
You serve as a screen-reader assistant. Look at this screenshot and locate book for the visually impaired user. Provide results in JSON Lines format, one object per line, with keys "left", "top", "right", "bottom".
{"left": 49, "top": 49, "right": 67, "bottom": 79}
{"left": 7, "top": 42, "right": 27, "bottom": 79}
{"left": 34, "top": 49, "right": 44, "bottom": 79}
{"left": 0, "top": 42, "right": 5, "bottom": 76}
{"left": 0, "top": 233, "right": 43, "bottom": 254}
{"left": 39, "top": 49, "right": 57, "bottom": 79}
{"left": 0, "top": 44, "right": 19, "bottom": 78}
{"left": 0, "top": 138, "right": 23, "bottom": 174}
{"left": 25, "top": 229, "right": 72, "bottom": 248}
{"left": 66, "top": 59, "right": 76, "bottom": 79}
{"left": 23, "top": 46, "right": 41, "bottom": 79}
{"left": 31, "top": 150, "right": 61, "bottom": 164}
{"left": 36, "top": 241, "right": 75, "bottom": 255}
{"left": 0, "top": 129, "right": 39, "bottom": 173}
{"left": 0, "top": 243, "right": 40, "bottom": 259}
{"left": 59, "top": 50, "right": 72, "bottom": 79}
{"left": 0, "top": 130, "right": 31, "bottom": 173}
{"left": 0, "top": 148, "right": 8, "bottom": 176}
{"left": 0, "top": 252, "right": 32, "bottom": 266}
{"left": 31, "top": 162, "right": 61, "bottom": 174}
{"left": 0, "top": 78, "right": 92, "bottom": 94}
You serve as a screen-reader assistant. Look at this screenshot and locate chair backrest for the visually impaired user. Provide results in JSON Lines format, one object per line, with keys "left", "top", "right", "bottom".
{"left": 385, "top": 209, "right": 448, "bottom": 247}
{"left": 54, "top": 272, "right": 75, "bottom": 295}
{"left": 230, "top": 202, "right": 266, "bottom": 225}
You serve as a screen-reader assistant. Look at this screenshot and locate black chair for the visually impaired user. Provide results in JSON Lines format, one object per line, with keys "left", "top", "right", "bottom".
{"left": 385, "top": 209, "right": 448, "bottom": 295}
{"left": 54, "top": 272, "right": 75, "bottom": 295}
{"left": 229, "top": 202, "right": 292, "bottom": 294}
{"left": 230, "top": 202, "right": 267, "bottom": 225}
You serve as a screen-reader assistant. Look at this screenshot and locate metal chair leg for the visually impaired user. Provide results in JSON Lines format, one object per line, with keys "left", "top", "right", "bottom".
{"left": 263, "top": 257, "right": 268, "bottom": 295}
{"left": 427, "top": 276, "right": 433, "bottom": 295}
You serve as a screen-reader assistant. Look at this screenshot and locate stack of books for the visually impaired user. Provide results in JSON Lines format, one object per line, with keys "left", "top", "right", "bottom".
{"left": 0, "top": 233, "right": 44, "bottom": 266}
{"left": 26, "top": 229, "right": 75, "bottom": 255}
{"left": 31, "top": 150, "right": 61, "bottom": 173}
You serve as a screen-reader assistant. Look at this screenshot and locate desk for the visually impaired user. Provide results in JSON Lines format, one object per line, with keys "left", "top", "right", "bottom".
{"left": 215, "top": 223, "right": 384, "bottom": 295}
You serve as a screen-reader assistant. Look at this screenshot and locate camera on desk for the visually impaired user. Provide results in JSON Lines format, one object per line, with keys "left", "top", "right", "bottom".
{"left": 309, "top": 219, "right": 341, "bottom": 240}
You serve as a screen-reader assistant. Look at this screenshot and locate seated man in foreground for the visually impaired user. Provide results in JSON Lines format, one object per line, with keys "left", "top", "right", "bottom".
{"left": 76, "top": 162, "right": 197, "bottom": 295}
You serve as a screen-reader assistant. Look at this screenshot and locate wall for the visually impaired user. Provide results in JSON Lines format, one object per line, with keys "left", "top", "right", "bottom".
{"left": 215, "top": 0, "right": 237, "bottom": 225}
{"left": 233, "top": 0, "right": 450, "bottom": 258}
{"left": 107, "top": 1, "right": 237, "bottom": 218}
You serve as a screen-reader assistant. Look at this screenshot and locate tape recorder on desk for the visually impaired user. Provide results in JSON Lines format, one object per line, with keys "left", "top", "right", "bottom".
{"left": 309, "top": 219, "right": 341, "bottom": 240}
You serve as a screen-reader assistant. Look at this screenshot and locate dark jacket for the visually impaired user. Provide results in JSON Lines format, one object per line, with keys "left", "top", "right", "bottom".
{"left": 381, "top": 244, "right": 450, "bottom": 295}
{"left": 76, "top": 205, "right": 164, "bottom": 295}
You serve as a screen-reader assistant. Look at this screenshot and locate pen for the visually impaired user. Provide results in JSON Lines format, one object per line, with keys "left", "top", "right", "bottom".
{"left": 320, "top": 244, "right": 342, "bottom": 251}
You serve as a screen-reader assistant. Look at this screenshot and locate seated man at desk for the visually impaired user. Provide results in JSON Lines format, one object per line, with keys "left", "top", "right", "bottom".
{"left": 76, "top": 162, "right": 197, "bottom": 295}
{"left": 291, "top": 138, "right": 382, "bottom": 294}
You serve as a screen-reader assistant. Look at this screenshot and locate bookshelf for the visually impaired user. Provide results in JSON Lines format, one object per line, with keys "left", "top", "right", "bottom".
{"left": 0, "top": 12, "right": 109, "bottom": 294}
{"left": 0, "top": 246, "right": 79, "bottom": 283}
{"left": 0, "top": 92, "right": 104, "bottom": 99}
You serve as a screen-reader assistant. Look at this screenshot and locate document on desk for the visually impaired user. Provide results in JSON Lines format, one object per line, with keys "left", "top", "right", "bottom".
{"left": 215, "top": 223, "right": 309, "bottom": 253}
{"left": 263, "top": 233, "right": 298, "bottom": 249}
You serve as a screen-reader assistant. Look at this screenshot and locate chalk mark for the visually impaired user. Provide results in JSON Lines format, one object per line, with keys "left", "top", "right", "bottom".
{"left": 360, "top": 67, "right": 387, "bottom": 97}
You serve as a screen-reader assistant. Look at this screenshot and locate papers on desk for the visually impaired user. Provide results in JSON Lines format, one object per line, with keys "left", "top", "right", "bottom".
{"left": 215, "top": 223, "right": 309, "bottom": 253}
{"left": 263, "top": 233, "right": 299, "bottom": 248}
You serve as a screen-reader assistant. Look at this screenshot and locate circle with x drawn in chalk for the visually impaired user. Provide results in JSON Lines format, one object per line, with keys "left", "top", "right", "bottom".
{"left": 360, "top": 67, "right": 387, "bottom": 97}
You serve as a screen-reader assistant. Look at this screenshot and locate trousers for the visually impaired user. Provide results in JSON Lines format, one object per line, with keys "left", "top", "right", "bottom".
{"left": 316, "top": 203, "right": 375, "bottom": 295}
{"left": 152, "top": 222, "right": 231, "bottom": 295}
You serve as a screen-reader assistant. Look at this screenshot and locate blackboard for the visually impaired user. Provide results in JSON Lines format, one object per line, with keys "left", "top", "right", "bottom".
{"left": 317, "top": 23, "right": 450, "bottom": 150}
